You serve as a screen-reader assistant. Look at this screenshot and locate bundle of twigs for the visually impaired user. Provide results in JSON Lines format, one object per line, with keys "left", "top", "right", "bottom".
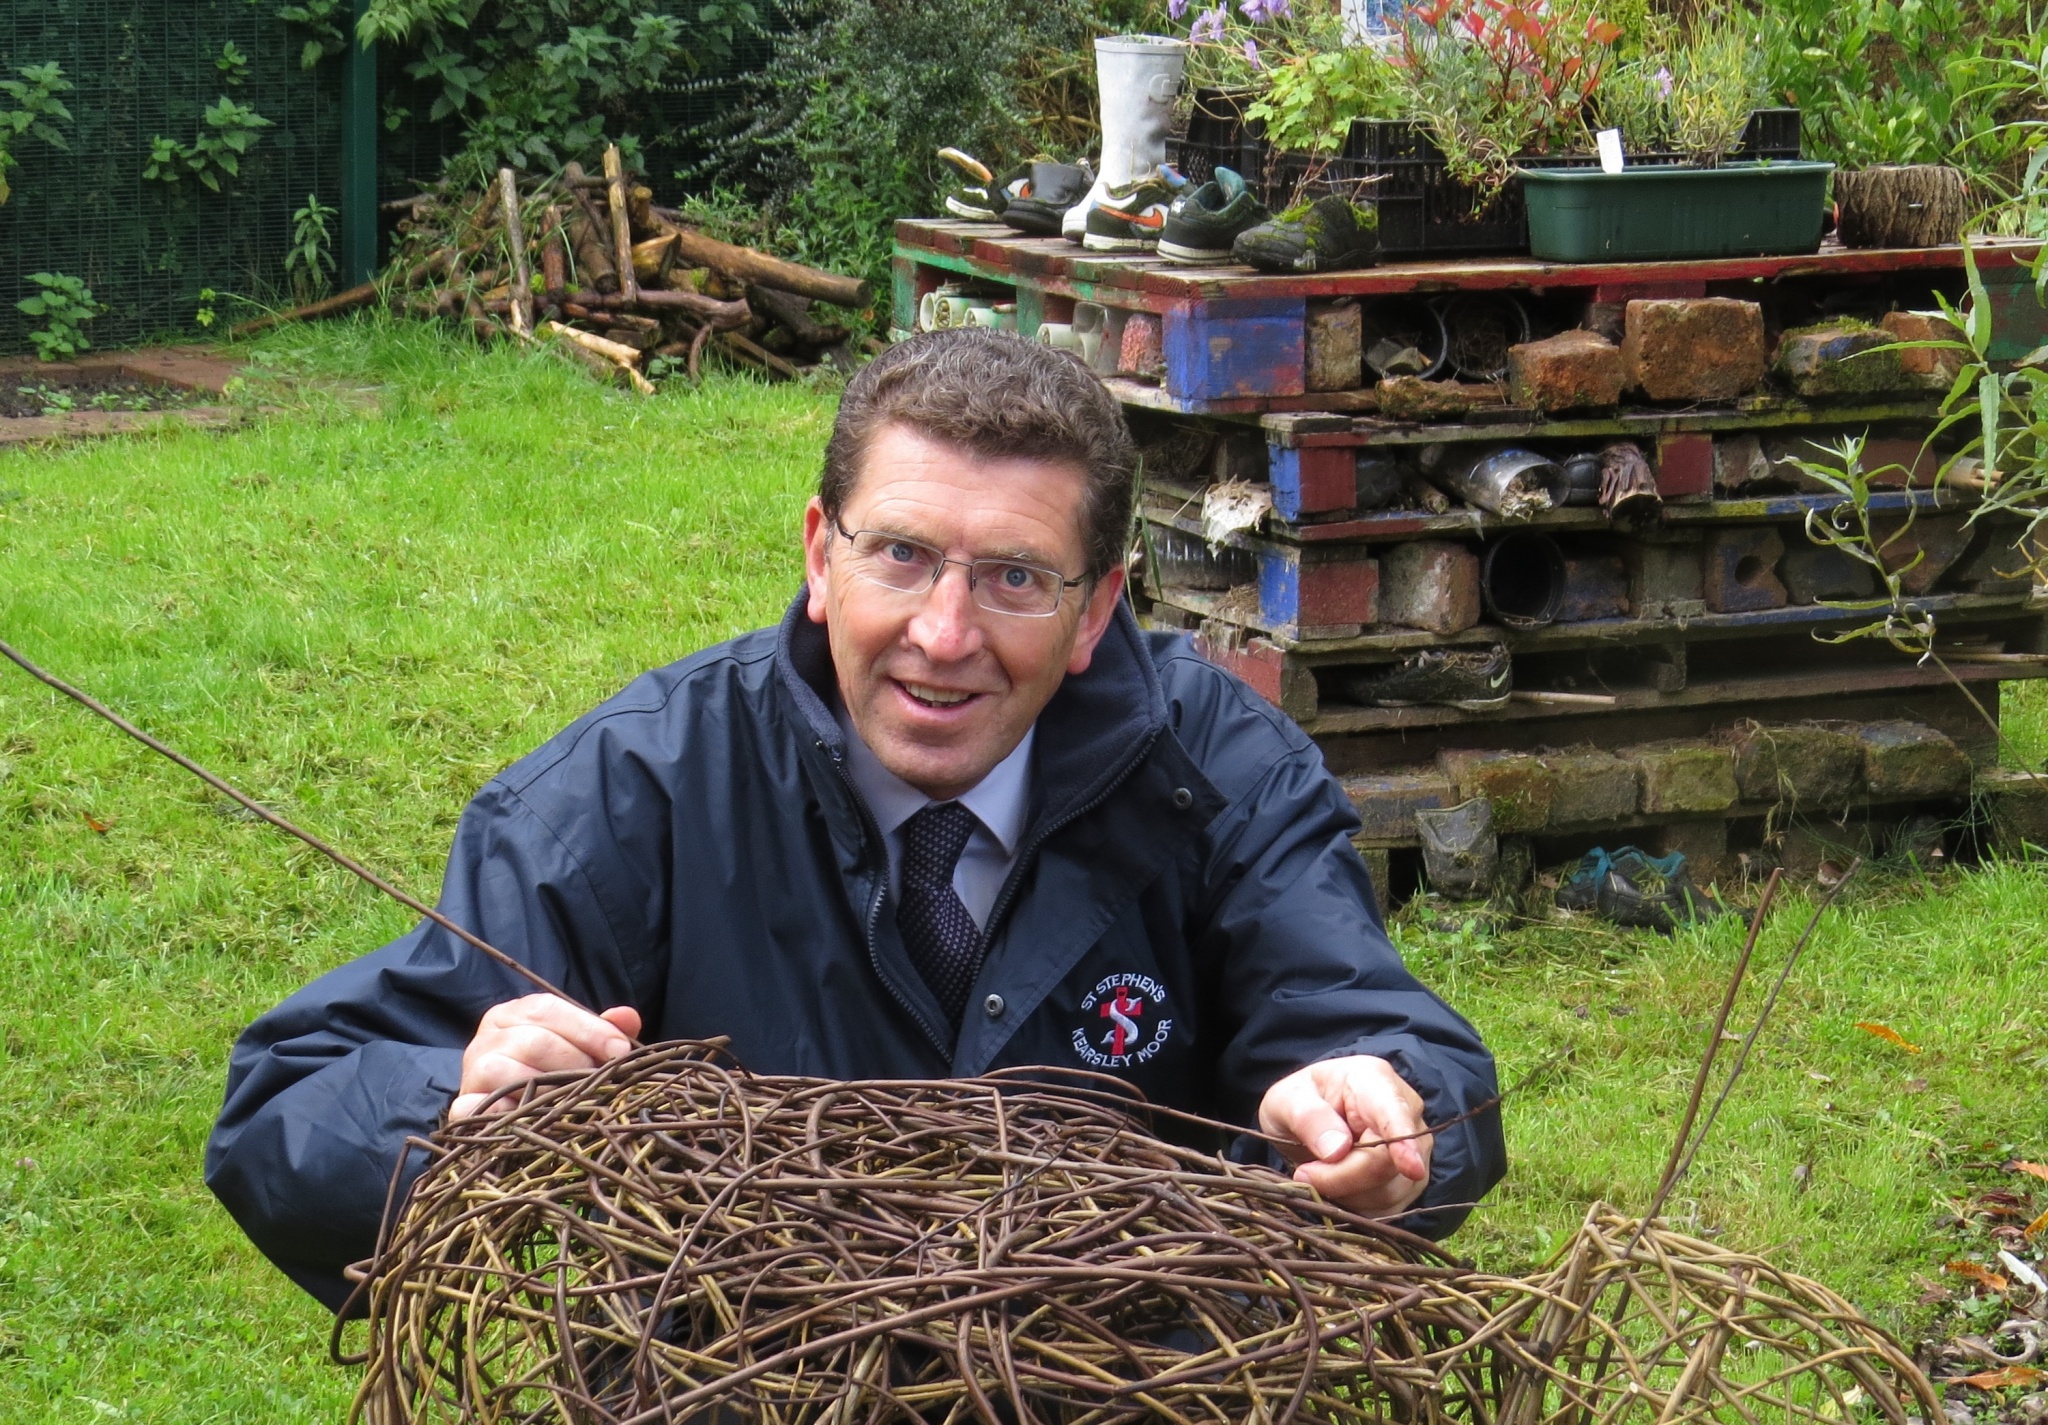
{"left": 237, "top": 144, "right": 875, "bottom": 389}
{"left": 342, "top": 1040, "right": 1504, "bottom": 1425}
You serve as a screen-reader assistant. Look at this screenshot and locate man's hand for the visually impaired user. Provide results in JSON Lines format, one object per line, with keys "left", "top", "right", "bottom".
{"left": 450, "top": 994, "right": 642, "bottom": 1121}
{"left": 1257, "top": 1055, "right": 1432, "bottom": 1217}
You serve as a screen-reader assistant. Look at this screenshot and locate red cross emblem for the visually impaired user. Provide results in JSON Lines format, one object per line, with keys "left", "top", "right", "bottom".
{"left": 1098, "top": 985, "right": 1145, "bottom": 1056}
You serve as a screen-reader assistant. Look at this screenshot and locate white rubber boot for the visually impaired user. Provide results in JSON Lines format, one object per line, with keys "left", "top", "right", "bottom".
{"left": 1061, "top": 35, "right": 1188, "bottom": 243}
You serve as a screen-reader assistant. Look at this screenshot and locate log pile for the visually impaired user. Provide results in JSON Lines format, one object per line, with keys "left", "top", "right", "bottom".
{"left": 237, "top": 144, "right": 876, "bottom": 389}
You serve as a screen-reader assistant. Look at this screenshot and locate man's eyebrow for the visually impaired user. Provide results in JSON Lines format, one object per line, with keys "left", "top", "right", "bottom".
{"left": 857, "top": 521, "right": 1059, "bottom": 567}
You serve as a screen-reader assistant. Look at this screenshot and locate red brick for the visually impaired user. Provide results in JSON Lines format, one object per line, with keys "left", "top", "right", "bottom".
{"left": 1655, "top": 434, "right": 1714, "bottom": 499}
{"left": 1190, "top": 631, "right": 1316, "bottom": 721}
{"left": 1118, "top": 312, "right": 1164, "bottom": 380}
{"left": 1622, "top": 298, "right": 1766, "bottom": 402}
{"left": 1703, "top": 526, "right": 1788, "bottom": 612}
{"left": 1508, "top": 329, "right": 1625, "bottom": 412}
{"left": 1881, "top": 310, "right": 1965, "bottom": 388}
{"left": 1295, "top": 555, "right": 1380, "bottom": 628}
{"left": 1871, "top": 512, "right": 1973, "bottom": 595}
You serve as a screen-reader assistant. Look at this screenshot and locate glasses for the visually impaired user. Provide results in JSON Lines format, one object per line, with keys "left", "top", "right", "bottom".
{"left": 831, "top": 522, "right": 1084, "bottom": 618}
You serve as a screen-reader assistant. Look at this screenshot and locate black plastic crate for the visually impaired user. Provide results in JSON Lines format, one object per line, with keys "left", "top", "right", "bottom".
{"left": 1167, "top": 87, "right": 1267, "bottom": 195}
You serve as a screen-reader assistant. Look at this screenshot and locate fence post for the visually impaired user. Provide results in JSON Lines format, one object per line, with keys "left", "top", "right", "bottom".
{"left": 340, "top": 0, "right": 379, "bottom": 285}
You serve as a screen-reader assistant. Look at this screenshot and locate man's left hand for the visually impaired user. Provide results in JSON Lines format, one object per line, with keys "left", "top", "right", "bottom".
{"left": 1258, "top": 1055, "right": 1432, "bottom": 1217}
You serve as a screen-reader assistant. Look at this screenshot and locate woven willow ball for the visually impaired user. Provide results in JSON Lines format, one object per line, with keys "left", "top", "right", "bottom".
{"left": 345, "top": 1041, "right": 1500, "bottom": 1425}
{"left": 1474, "top": 1207, "right": 1943, "bottom": 1425}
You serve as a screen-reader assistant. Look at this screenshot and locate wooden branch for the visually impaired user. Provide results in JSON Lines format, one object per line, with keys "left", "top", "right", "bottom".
{"left": 750, "top": 285, "right": 849, "bottom": 347}
{"left": 719, "top": 329, "right": 801, "bottom": 380}
{"left": 581, "top": 288, "right": 751, "bottom": 329}
{"left": 540, "top": 205, "right": 568, "bottom": 293}
{"left": 498, "top": 167, "right": 534, "bottom": 340}
{"left": 653, "top": 219, "right": 870, "bottom": 308}
{"left": 545, "top": 319, "right": 656, "bottom": 394}
{"left": 604, "top": 145, "right": 638, "bottom": 303}
{"left": 229, "top": 246, "right": 457, "bottom": 336}
{"left": 561, "top": 163, "right": 619, "bottom": 293}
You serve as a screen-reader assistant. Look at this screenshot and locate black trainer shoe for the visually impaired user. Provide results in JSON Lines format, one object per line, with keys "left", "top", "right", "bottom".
{"left": 1082, "top": 167, "right": 1189, "bottom": 252}
{"left": 1233, "top": 195, "right": 1382, "bottom": 274}
{"left": 1158, "top": 166, "right": 1270, "bottom": 263}
{"left": 999, "top": 161, "right": 1093, "bottom": 236}
{"left": 1557, "top": 846, "right": 1725, "bottom": 931}
{"left": 1338, "top": 644, "right": 1511, "bottom": 711}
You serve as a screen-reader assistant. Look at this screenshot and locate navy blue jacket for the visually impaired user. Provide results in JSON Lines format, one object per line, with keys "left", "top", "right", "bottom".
{"left": 205, "top": 596, "right": 1506, "bottom": 1308}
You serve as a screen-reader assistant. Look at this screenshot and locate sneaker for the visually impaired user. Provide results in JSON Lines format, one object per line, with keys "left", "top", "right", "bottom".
{"left": 1557, "top": 846, "right": 1724, "bottom": 931}
{"left": 939, "top": 148, "right": 1001, "bottom": 221}
{"left": 1338, "top": 644, "right": 1511, "bottom": 711}
{"left": 1232, "top": 195, "right": 1382, "bottom": 274}
{"left": 1000, "top": 161, "right": 1094, "bottom": 236}
{"left": 1157, "top": 166, "right": 1269, "bottom": 264}
{"left": 1082, "top": 167, "right": 1189, "bottom": 252}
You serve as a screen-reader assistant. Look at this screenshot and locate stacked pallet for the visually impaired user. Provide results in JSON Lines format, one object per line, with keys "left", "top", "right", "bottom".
{"left": 892, "top": 220, "right": 2048, "bottom": 897}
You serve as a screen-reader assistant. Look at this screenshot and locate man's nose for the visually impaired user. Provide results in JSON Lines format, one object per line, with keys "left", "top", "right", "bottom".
{"left": 905, "top": 562, "right": 985, "bottom": 662}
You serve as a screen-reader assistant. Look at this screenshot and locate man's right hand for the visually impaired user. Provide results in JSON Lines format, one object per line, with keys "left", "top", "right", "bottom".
{"left": 450, "top": 994, "right": 642, "bottom": 1121}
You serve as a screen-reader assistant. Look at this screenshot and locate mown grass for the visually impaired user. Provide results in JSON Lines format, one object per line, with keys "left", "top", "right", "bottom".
{"left": 0, "top": 320, "right": 2042, "bottom": 1418}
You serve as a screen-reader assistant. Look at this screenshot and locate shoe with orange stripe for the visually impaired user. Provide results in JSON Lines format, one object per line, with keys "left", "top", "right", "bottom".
{"left": 1081, "top": 167, "right": 1187, "bottom": 252}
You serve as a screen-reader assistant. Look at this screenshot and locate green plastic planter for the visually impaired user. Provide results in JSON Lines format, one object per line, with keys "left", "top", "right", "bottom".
{"left": 1520, "top": 161, "right": 1834, "bottom": 261}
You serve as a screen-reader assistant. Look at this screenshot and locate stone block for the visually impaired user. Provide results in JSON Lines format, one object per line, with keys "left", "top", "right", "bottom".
{"left": 1725, "top": 722, "right": 1866, "bottom": 805}
{"left": 1948, "top": 525, "right": 2038, "bottom": 594}
{"left": 1771, "top": 323, "right": 1906, "bottom": 397}
{"left": 1557, "top": 553, "right": 1630, "bottom": 621}
{"left": 1537, "top": 748, "right": 1641, "bottom": 827}
{"left": 1622, "top": 298, "right": 1766, "bottom": 402}
{"left": 1703, "top": 526, "right": 1788, "bottom": 612}
{"left": 1436, "top": 749, "right": 1556, "bottom": 832}
{"left": 1508, "top": 329, "right": 1625, "bottom": 412}
{"left": 1628, "top": 539, "right": 1706, "bottom": 618}
{"left": 1872, "top": 512, "right": 1974, "bottom": 595}
{"left": 1650, "top": 819, "right": 1732, "bottom": 887}
{"left": 1377, "top": 540, "right": 1483, "bottom": 634}
{"left": 1342, "top": 768, "right": 1458, "bottom": 842}
{"left": 1714, "top": 433, "right": 1771, "bottom": 492}
{"left": 1376, "top": 376, "right": 1474, "bottom": 421}
{"left": 1306, "top": 299, "right": 1364, "bottom": 393}
{"left": 1356, "top": 844, "right": 1392, "bottom": 918}
{"left": 1855, "top": 721, "right": 1971, "bottom": 798}
{"left": 1980, "top": 767, "right": 2048, "bottom": 854}
{"left": 1781, "top": 543, "right": 1879, "bottom": 604}
{"left": 1881, "top": 309, "right": 1966, "bottom": 388}
{"left": 1623, "top": 740, "right": 1739, "bottom": 813}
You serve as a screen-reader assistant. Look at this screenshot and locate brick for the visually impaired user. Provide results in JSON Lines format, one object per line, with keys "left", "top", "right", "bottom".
{"left": 1268, "top": 445, "right": 1351, "bottom": 519}
{"left": 1537, "top": 748, "right": 1640, "bottom": 827}
{"left": 1655, "top": 434, "right": 1714, "bottom": 499}
{"left": 1624, "top": 741, "right": 1738, "bottom": 813}
{"left": 1854, "top": 721, "right": 1971, "bottom": 798}
{"left": 1508, "top": 329, "right": 1624, "bottom": 412}
{"left": 1703, "top": 526, "right": 1788, "bottom": 612}
{"left": 1558, "top": 553, "right": 1630, "bottom": 621}
{"left": 1771, "top": 324, "right": 1906, "bottom": 397}
{"left": 1781, "top": 543, "right": 1878, "bottom": 603}
{"left": 1881, "top": 310, "right": 1966, "bottom": 388}
{"left": 1258, "top": 547, "right": 1378, "bottom": 634}
{"left": 1627, "top": 538, "right": 1706, "bottom": 618}
{"left": 1948, "top": 525, "right": 2037, "bottom": 594}
{"left": 1191, "top": 630, "right": 1316, "bottom": 721}
{"left": 1305, "top": 299, "right": 1364, "bottom": 392}
{"left": 1376, "top": 376, "right": 1474, "bottom": 421}
{"left": 1650, "top": 819, "right": 1731, "bottom": 887}
{"left": 1622, "top": 298, "right": 1766, "bottom": 402}
{"left": 1118, "top": 311, "right": 1165, "bottom": 380}
{"left": 1780, "top": 820, "right": 1873, "bottom": 877}
{"left": 1342, "top": 768, "right": 1458, "bottom": 841}
{"left": 1979, "top": 767, "right": 2048, "bottom": 855}
{"left": 1713, "top": 433, "right": 1771, "bottom": 492}
{"left": 1871, "top": 512, "right": 1974, "bottom": 595}
{"left": 1725, "top": 722, "right": 1865, "bottom": 805}
{"left": 1376, "top": 540, "right": 1483, "bottom": 634}
{"left": 1436, "top": 749, "right": 1556, "bottom": 832}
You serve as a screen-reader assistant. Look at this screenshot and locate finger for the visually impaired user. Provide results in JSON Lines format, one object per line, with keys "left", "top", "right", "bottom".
{"left": 449, "top": 1090, "right": 521, "bottom": 1122}
{"left": 1296, "top": 1150, "right": 1429, "bottom": 1216}
{"left": 1260, "top": 1072, "right": 1355, "bottom": 1164}
{"left": 481, "top": 994, "right": 636, "bottom": 1063}
{"left": 476, "top": 1023, "right": 610, "bottom": 1080}
{"left": 1344, "top": 1068, "right": 1433, "bottom": 1181}
{"left": 600, "top": 1005, "right": 643, "bottom": 1044}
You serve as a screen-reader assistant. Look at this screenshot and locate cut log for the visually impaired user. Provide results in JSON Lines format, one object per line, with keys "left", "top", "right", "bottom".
{"left": 545, "top": 319, "right": 656, "bottom": 395}
{"left": 604, "top": 145, "right": 638, "bottom": 303}
{"left": 561, "top": 163, "right": 620, "bottom": 293}
{"left": 580, "top": 288, "right": 751, "bottom": 329}
{"left": 540, "top": 205, "right": 568, "bottom": 293}
{"left": 653, "top": 220, "right": 870, "bottom": 308}
{"left": 497, "top": 167, "right": 534, "bottom": 339}
{"left": 228, "top": 246, "right": 454, "bottom": 336}
{"left": 718, "top": 329, "right": 801, "bottom": 379}
{"left": 751, "top": 285, "right": 850, "bottom": 347}
{"left": 632, "top": 234, "right": 677, "bottom": 284}
{"left": 628, "top": 184, "right": 655, "bottom": 238}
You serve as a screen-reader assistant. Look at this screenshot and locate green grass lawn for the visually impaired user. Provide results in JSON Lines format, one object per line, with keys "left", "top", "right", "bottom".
{"left": 0, "top": 321, "right": 2043, "bottom": 1420}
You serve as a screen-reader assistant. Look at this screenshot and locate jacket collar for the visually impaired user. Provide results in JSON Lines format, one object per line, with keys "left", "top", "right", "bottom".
{"left": 772, "top": 590, "right": 1170, "bottom": 834}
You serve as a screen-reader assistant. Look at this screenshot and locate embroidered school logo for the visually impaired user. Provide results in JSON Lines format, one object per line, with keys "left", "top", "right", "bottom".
{"left": 1072, "top": 973, "right": 1173, "bottom": 1069}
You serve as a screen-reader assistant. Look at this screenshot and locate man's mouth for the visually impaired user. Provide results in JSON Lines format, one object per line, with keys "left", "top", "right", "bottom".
{"left": 899, "top": 680, "right": 979, "bottom": 709}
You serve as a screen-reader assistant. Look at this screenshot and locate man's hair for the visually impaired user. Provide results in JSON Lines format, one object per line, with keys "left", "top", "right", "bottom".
{"left": 820, "top": 328, "right": 1137, "bottom": 582}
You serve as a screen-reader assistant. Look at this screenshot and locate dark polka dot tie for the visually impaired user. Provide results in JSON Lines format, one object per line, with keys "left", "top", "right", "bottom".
{"left": 897, "top": 801, "right": 982, "bottom": 1029}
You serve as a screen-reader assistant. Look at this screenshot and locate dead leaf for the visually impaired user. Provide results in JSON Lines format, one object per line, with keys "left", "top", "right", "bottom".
{"left": 1944, "top": 1366, "right": 2046, "bottom": 1390}
{"left": 2006, "top": 1161, "right": 2048, "bottom": 1183}
{"left": 1855, "top": 1021, "right": 1923, "bottom": 1053}
{"left": 1945, "top": 1259, "right": 2012, "bottom": 1291}
{"left": 84, "top": 814, "right": 111, "bottom": 835}
{"left": 2027, "top": 1206, "right": 2048, "bottom": 1240}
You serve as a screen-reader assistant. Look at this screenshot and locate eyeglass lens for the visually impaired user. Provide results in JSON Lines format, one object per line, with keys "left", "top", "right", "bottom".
{"left": 844, "top": 531, "right": 1067, "bottom": 616}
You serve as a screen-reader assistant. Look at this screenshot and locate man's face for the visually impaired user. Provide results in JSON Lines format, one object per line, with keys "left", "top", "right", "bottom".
{"left": 803, "top": 422, "right": 1125, "bottom": 801}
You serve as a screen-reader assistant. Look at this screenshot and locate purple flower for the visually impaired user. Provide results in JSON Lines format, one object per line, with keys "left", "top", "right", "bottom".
{"left": 1190, "top": 7, "right": 1227, "bottom": 42}
{"left": 1654, "top": 65, "right": 1672, "bottom": 99}
{"left": 1239, "top": 0, "right": 1268, "bottom": 19}
{"left": 1169, "top": 0, "right": 1188, "bottom": 18}
{"left": 1244, "top": 36, "right": 1262, "bottom": 67}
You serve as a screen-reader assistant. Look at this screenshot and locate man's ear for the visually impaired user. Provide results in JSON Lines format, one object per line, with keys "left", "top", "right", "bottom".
{"left": 802, "top": 499, "right": 831, "bottom": 625}
{"left": 1065, "top": 566, "right": 1128, "bottom": 676}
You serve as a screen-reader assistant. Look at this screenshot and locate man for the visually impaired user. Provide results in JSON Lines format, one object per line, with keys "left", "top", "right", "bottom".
{"left": 206, "top": 330, "right": 1505, "bottom": 1309}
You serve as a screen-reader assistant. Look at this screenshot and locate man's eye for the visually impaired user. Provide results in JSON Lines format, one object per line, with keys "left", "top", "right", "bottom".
{"left": 883, "top": 541, "right": 922, "bottom": 564}
{"left": 998, "top": 564, "right": 1037, "bottom": 589}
